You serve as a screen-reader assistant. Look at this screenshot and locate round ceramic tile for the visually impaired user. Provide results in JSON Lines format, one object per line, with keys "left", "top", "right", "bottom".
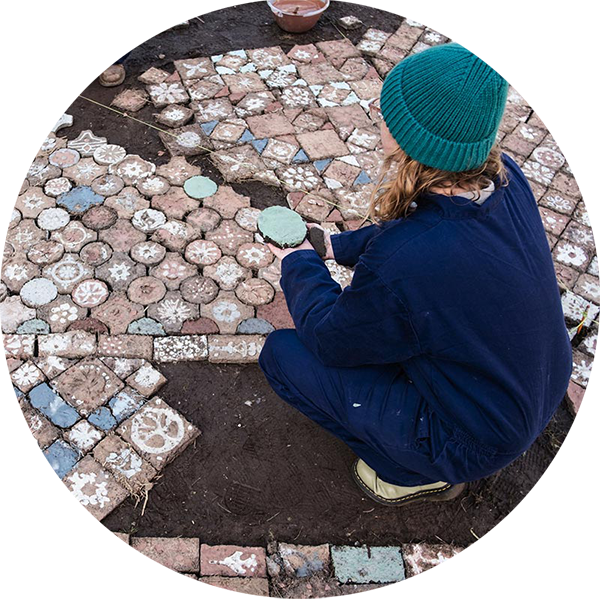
{"left": 49, "top": 148, "right": 80, "bottom": 168}
{"left": 93, "top": 144, "right": 127, "bottom": 166}
{"left": 38, "top": 207, "right": 70, "bottom": 231}
{"left": 132, "top": 208, "right": 167, "bottom": 233}
{"left": 20, "top": 277, "right": 58, "bottom": 307}
{"left": 44, "top": 177, "right": 72, "bottom": 198}
{"left": 183, "top": 175, "right": 218, "bottom": 199}
{"left": 72, "top": 279, "right": 110, "bottom": 308}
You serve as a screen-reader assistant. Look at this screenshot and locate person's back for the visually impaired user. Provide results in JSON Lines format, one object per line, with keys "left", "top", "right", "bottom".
{"left": 365, "top": 153, "right": 572, "bottom": 454}
{"left": 260, "top": 41, "right": 574, "bottom": 506}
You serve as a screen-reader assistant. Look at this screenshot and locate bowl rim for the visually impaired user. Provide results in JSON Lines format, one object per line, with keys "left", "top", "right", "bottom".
{"left": 267, "top": 0, "right": 330, "bottom": 18}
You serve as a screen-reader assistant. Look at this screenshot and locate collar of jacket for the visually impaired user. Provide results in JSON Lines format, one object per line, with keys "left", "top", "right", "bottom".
{"left": 416, "top": 181, "right": 505, "bottom": 220}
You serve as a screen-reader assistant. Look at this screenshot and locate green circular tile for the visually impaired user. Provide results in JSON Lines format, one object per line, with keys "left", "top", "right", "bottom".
{"left": 258, "top": 206, "right": 307, "bottom": 248}
{"left": 183, "top": 175, "right": 218, "bottom": 199}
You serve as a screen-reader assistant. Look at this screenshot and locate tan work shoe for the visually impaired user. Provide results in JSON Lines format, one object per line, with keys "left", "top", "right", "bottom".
{"left": 352, "top": 459, "right": 466, "bottom": 506}
{"left": 99, "top": 64, "right": 126, "bottom": 87}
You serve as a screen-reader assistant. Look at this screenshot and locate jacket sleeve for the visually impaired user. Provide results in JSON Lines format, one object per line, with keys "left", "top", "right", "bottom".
{"left": 330, "top": 222, "right": 386, "bottom": 267}
{"left": 280, "top": 250, "right": 420, "bottom": 367}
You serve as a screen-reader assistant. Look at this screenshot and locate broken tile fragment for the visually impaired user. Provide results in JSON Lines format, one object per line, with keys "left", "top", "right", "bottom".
{"left": 111, "top": 88, "right": 149, "bottom": 112}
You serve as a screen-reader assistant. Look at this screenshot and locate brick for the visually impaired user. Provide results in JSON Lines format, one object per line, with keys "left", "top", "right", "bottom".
{"left": 37, "top": 331, "right": 96, "bottom": 358}
{"left": 208, "top": 335, "right": 265, "bottom": 363}
{"left": 331, "top": 546, "right": 404, "bottom": 584}
{"left": 98, "top": 335, "right": 154, "bottom": 360}
{"left": 278, "top": 543, "right": 330, "bottom": 577}
{"left": 153, "top": 335, "right": 208, "bottom": 362}
{"left": 200, "top": 545, "right": 267, "bottom": 577}
{"left": 132, "top": 537, "right": 200, "bottom": 572}
{"left": 201, "top": 576, "right": 269, "bottom": 596}
{"left": 297, "top": 130, "right": 348, "bottom": 161}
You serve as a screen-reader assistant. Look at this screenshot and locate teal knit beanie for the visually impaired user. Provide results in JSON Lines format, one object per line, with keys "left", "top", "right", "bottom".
{"left": 380, "top": 42, "right": 509, "bottom": 172}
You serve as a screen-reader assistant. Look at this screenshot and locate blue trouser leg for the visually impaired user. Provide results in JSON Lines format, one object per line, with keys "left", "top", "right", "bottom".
{"left": 259, "top": 329, "right": 444, "bottom": 486}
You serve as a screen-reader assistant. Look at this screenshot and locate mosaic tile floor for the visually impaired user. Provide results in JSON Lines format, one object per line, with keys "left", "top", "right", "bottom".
{"left": 2, "top": 18, "right": 597, "bottom": 529}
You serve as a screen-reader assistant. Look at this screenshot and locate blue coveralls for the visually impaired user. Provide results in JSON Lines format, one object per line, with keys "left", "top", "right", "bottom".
{"left": 258, "top": 154, "right": 573, "bottom": 486}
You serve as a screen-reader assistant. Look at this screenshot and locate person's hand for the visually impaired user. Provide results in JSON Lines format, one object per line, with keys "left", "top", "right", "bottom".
{"left": 306, "top": 223, "right": 335, "bottom": 260}
{"left": 266, "top": 236, "right": 315, "bottom": 261}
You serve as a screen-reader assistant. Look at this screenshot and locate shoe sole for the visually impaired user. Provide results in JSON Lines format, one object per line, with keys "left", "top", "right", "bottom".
{"left": 351, "top": 459, "right": 466, "bottom": 507}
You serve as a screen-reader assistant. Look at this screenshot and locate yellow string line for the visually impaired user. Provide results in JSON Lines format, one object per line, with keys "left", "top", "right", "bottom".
{"left": 77, "top": 94, "right": 371, "bottom": 221}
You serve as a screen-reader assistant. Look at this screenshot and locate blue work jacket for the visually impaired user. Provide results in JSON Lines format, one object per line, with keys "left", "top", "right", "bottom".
{"left": 280, "top": 154, "right": 573, "bottom": 454}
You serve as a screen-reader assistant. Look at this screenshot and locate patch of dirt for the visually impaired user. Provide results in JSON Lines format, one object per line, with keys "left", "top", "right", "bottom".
{"left": 103, "top": 362, "right": 574, "bottom": 547}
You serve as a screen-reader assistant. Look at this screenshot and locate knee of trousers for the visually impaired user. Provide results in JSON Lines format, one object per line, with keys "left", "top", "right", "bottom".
{"left": 258, "top": 328, "right": 296, "bottom": 377}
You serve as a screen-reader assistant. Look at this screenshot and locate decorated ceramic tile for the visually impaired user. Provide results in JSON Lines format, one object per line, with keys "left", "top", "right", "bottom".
{"left": 117, "top": 397, "right": 199, "bottom": 469}
{"left": 153, "top": 336, "right": 208, "bottom": 362}
{"left": 62, "top": 455, "right": 128, "bottom": 520}
{"left": 53, "top": 358, "right": 124, "bottom": 415}
{"left": 201, "top": 291, "right": 254, "bottom": 334}
{"left": 67, "top": 130, "right": 108, "bottom": 157}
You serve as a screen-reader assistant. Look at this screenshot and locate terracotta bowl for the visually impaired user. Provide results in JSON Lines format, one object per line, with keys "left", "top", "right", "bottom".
{"left": 267, "top": 0, "right": 330, "bottom": 34}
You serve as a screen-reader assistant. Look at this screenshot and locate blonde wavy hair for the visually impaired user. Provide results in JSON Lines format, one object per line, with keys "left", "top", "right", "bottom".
{"left": 364, "top": 145, "right": 508, "bottom": 224}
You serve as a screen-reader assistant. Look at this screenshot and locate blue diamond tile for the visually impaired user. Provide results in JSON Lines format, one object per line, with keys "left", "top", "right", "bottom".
{"left": 292, "top": 149, "right": 309, "bottom": 163}
{"left": 29, "top": 383, "right": 79, "bottom": 428}
{"left": 57, "top": 186, "right": 104, "bottom": 213}
{"left": 88, "top": 406, "right": 118, "bottom": 431}
{"left": 251, "top": 138, "right": 269, "bottom": 154}
{"left": 14, "top": 386, "right": 23, "bottom": 399}
{"left": 314, "top": 159, "right": 332, "bottom": 173}
{"left": 200, "top": 120, "right": 219, "bottom": 135}
{"left": 353, "top": 170, "right": 372, "bottom": 185}
{"left": 239, "top": 129, "right": 255, "bottom": 143}
{"left": 44, "top": 440, "right": 80, "bottom": 478}
{"left": 108, "top": 388, "right": 146, "bottom": 423}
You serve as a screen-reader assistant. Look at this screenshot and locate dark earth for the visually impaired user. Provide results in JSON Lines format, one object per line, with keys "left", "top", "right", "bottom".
{"left": 57, "top": 0, "right": 575, "bottom": 547}
{"left": 103, "top": 362, "right": 573, "bottom": 547}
